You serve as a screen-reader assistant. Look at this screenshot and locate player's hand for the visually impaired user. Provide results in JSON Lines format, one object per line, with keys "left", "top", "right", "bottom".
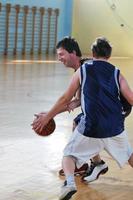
{"left": 31, "top": 113, "right": 50, "bottom": 133}
{"left": 67, "top": 99, "right": 81, "bottom": 112}
{"left": 34, "top": 112, "right": 47, "bottom": 118}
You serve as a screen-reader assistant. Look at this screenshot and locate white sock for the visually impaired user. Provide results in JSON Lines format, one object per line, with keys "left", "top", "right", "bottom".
{"left": 66, "top": 174, "right": 76, "bottom": 187}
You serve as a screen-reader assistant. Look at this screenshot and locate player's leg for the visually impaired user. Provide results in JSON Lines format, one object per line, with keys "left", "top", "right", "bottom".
{"left": 73, "top": 113, "right": 109, "bottom": 179}
{"left": 59, "top": 131, "right": 104, "bottom": 199}
{"left": 83, "top": 130, "right": 133, "bottom": 184}
{"left": 59, "top": 113, "right": 109, "bottom": 178}
{"left": 101, "top": 131, "right": 132, "bottom": 169}
{"left": 59, "top": 156, "right": 77, "bottom": 200}
{"left": 74, "top": 114, "right": 108, "bottom": 181}
{"left": 59, "top": 113, "right": 89, "bottom": 177}
{"left": 128, "top": 153, "right": 133, "bottom": 167}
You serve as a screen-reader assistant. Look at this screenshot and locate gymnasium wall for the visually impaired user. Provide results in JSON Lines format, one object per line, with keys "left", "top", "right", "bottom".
{"left": 1, "top": 0, "right": 73, "bottom": 40}
{"left": 0, "top": 0, "right": 73, "bottom": 55}
{"left": 72, "top": 0, "right": 133, "bottom": 57}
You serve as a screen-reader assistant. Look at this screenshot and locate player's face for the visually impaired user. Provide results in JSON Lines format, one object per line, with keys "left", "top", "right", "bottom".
{"left": 57, "top": 47, "right": 76, "bottom": 69}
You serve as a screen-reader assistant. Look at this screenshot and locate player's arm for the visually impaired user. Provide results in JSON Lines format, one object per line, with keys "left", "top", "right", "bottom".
{"left": 67, "top": 92, "right": 81, "bottom": 112}
{"left": 47, "top": 69, "right": 80, "bottom": 116}
{"left": 67, "top": 83, "right": 81, "bottom": 112}
{"left": 56, "top": 87, "right": 81, "bottom": 113}
{"left": 119, "top": 73, "right": 133, "bottom": 105}
{"left": 32, "top": 69, "right": 80, "bottom": 132}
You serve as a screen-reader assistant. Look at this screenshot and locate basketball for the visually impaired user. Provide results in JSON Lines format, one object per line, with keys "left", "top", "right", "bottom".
{"left": 120, "top": 93, "right": 132, "bottom": 117}
{"left": 34, "top": 118, "right": 56, "bottom": 136}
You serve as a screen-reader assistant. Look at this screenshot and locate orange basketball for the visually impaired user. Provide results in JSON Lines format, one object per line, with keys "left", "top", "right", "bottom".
{"left": 35, "top": 118, "right": 56, "bottom": 136}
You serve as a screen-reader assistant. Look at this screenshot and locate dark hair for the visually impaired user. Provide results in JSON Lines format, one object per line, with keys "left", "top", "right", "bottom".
{"left": 91, "top": 37, "right": 112, "bottom": 59}
{"left": 56, "top": 36, "right": 82, "bottom": 57}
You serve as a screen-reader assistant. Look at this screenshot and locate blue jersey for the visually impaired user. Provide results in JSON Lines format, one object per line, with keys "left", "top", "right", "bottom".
{"left": 77, "top": 60, "right": 125, "bottom": 138}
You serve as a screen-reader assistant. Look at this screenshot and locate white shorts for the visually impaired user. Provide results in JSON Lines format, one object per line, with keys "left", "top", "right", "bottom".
{"left": 63, "top": 128, "right": 133, "bottom": 168}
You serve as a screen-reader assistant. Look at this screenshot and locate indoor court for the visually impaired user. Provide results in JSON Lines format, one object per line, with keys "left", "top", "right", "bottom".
{"left": 0, "top": 56, "right": 133, "bottom": 200}
{"left": 0, "top": 0, "right": 133, "bottom": 200}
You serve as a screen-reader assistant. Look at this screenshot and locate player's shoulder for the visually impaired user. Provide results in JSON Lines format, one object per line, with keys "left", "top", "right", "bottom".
{"left": 80, "top": 57, "right": 93, "bottom": 65}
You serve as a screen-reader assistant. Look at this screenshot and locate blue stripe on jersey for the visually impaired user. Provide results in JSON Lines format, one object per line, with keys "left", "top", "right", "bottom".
{"left": 77, "top": 60, "right": 124, "bottom": 138}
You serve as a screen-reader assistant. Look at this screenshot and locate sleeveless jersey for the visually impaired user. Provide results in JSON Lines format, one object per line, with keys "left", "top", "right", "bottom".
{"left": 77, "top": 59, "right": 125, "bottom": 138}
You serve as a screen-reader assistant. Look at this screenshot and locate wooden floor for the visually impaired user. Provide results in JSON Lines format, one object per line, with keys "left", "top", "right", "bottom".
{"left": 0, "top": 55, "right": 133, "bottom": 200}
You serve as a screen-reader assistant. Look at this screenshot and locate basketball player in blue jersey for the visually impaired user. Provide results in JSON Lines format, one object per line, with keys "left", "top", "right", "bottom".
{"left": 32, "top": 37, "right": 133, "bottom": 200}
{"left": 56, "top": 37, "right": 108, "bottom": 180}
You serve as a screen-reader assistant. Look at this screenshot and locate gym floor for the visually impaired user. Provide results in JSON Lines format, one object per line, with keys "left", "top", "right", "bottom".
{"left": 0, "top": 55, "right": 133, "bottom": 200}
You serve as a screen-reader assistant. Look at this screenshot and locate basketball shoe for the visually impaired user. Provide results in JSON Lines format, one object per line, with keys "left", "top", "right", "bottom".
{"left": 59, "top": 181, "right": 77, "bottom": 200}
{"left": 82, "top": 160, "right": 108, "bottom": 182}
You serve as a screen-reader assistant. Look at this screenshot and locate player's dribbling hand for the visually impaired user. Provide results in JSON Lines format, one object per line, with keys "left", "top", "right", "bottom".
{"left": 31, "top": 112, "right": 50, "bottom": 133}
